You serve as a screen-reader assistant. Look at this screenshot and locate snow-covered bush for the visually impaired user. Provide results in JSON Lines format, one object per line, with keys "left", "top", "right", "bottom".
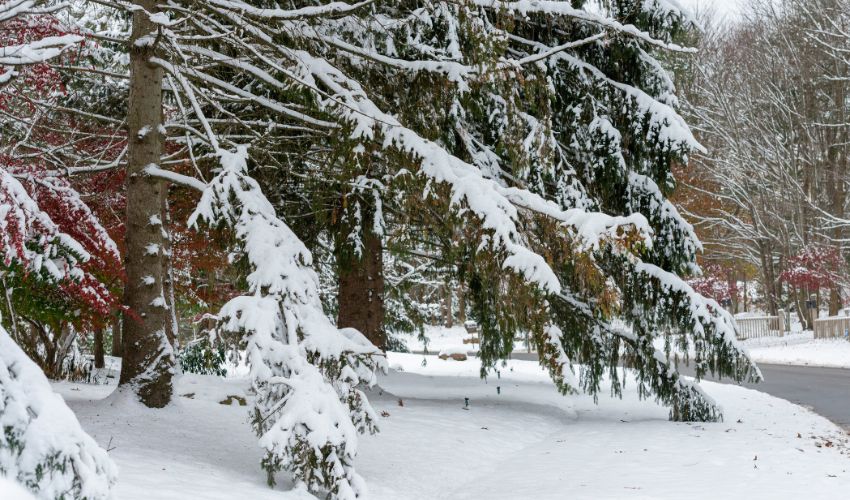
{"left": 0, "top": 326, "right": 117, "bottom": 499}
{"left": 178, "top": 338, "right": 227, "bottom": 377}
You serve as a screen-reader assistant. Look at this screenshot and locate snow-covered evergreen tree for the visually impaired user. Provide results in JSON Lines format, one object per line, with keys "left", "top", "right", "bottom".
{"left": 6, "top": 0, "right": 762, "bottom": 498}
{"left": 304, "top": 0, "right": 760, "bottom": 421}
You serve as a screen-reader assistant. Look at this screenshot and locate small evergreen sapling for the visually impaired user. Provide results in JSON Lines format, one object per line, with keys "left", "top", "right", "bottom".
{"left": 190, "top": 148, "right": 385, "bottom": 499}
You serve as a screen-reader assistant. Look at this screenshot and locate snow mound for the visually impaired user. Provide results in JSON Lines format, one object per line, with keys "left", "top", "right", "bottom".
{"left": 438, "top": 346, "right": 469, "bottom": 356}
{"left": 0, "top": 327, "right": 117, "bottom": 499}
{"left": 0, "top": 476, "right": 35, "bottom": 500}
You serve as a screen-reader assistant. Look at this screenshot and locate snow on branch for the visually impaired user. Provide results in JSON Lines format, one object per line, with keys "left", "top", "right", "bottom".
{"left": 0, "top": 0, "right": 81, "bottom": 84}
{"left": 534, "top": 46, "right": 702, "bottom": 152}
{"left": 205, "top": 0, "right": 373, "bottom": 20}
{"left": 0, "top": 167, "right": 86, "bottom": 278}
{"left": 634, "top": 262, "right": 736, "bottom": 341}
{"left": 293, "top": 51, "right": 653, "bottom": 294}
{"left": 627, "top": 172, "right": 701, "bottom": 270}
{"left": 144, "top": 164, "right": 207, "bottom": 192}
{"left": 628, "top": 260, "right": 761, "bottom": 390}
{"left": 0, "top": 164, "right": 118, "bottom": 314}
{"left": 469, "top": 0, "right": 696, "bottom": 53}
{"left": 0, "top": 34, "right": 81, "bottom": 66}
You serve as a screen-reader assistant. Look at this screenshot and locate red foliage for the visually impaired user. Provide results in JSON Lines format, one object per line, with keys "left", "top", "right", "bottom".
{"left": 0, "top": 157, "right": 121, "bottom": 318}
{"left": 1, "top": 9, "right": 125, "bottom": 324}
{"left": 689, "top": 263, "right": 739, "bottom": 302}
{"left": 0, "top": 14, "right": 80, "bottom": 109}
{"left": 780, "top": 246, "right": 842, "bottom": 291}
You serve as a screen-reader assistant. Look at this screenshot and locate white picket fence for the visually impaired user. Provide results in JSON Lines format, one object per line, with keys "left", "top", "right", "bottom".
{"left": 813, "top": 316, "right": 850, "bottom": 340}
{"left": 734, "top": 316, "right": 785, "bottom": 340}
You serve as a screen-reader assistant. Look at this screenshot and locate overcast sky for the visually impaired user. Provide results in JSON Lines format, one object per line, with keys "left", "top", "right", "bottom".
{"left": 678, "top": 0, "right": 744, "bottom": 21}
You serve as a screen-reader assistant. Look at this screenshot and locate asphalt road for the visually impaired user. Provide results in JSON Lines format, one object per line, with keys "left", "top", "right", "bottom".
{"left": 719, "top": 363, "right": 850, "bottom": 430}
{"left": 505, "top": 352, "right": 850, "bottom": 431}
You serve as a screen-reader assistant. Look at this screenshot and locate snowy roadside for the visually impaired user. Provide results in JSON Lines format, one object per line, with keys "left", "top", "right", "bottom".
{"left": 54, "top": 353, "right": 850, "bottom": 500}
{"left": 741, "top": 332, "right": 850, "bottom": 369}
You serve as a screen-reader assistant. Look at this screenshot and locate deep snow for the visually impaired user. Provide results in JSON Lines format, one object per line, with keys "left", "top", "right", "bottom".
{"left": 50, "top": 351, "right": 850, "bottom": 500}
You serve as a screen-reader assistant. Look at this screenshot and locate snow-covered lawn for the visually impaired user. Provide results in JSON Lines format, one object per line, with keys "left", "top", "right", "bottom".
{"left": 403, "top": 325, "right": 533, "bottom": 354}
{"left": 411, "top": 324, "right": 850, "bottom": 370}
{"left": 55, "top": 353, "right": 850, "bottom": 499}
{"left": 742, "top": 332, "right": 850, "bottom": 369}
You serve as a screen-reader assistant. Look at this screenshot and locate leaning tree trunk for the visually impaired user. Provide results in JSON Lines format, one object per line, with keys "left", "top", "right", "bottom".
{"left": 337, "top": 204, "right": 386, "bottom": 351}
{"left": 118, "top": 0, "right": 174, "bottom": 408}
{"left": 111, "top": 310, "right": 122, "bottom": 357}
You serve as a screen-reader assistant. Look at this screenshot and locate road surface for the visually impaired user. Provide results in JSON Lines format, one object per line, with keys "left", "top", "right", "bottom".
{"left": 721, "top": 363, "right": 850, "bottom": 430}
{"left": 504, "top": 352, "right": 850, "bottom": 431}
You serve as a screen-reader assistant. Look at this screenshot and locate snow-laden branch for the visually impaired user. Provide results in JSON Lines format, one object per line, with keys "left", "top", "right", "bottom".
{"left": 0, "top": 34, "right": 81, "bottom": 65}
{"left": 512, "top": 32, "right": 606, "bottom": 66}
{"left": 633, "top": 260, "right": 756, "bottom": 369}
{"left": 0, "top": 167, "right": 87, "bottom": 280}
{"left": 145, "top": 164, "right": 207, "bottom": 191}
{"left": 206, "top": 0, "right": 373, "bottom": 20}
{"left": 469, "top": 0, "right": 696, "bottom": 53}
{"left": 551, "top": 49, "right": 702, "bottom": 152}
{"left": 293, "top": 50, "right": 653, "bottom": 294}
{"left": 0, "top": 0, "right": 71, "bottom": 22}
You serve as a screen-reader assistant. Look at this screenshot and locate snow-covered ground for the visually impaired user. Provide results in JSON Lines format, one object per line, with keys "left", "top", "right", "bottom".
{"left": 54, "top": 352, "right": 850, "bottom": 500}
{"left": 742, "top": 332, "right": 850, "bottom": 369}
{"left": 410, "top": 323, "right": 850, "bottom": 370}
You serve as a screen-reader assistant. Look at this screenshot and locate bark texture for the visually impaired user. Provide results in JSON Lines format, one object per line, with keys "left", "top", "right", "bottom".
{"left": 94, "top": 327, "right": 105, "bottom": 369}
{"left": 118, "top": 0, "right": 174, "bottom": 408}
{"left": 337, "top": 217, "right": 386, "bottom": 351}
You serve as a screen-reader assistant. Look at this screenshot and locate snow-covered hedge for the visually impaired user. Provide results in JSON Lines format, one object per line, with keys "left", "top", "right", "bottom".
{"left": 0, "top": 326, "right": 117, "bottom": 499}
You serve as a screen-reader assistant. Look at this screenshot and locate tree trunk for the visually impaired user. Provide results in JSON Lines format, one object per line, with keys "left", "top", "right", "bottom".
{"left": 816, "top": 288, "right": 821, "bottom": 322}
{"left": 111, "top": 310, "right": 122, "bottom": 357}
{"left": 827, "top": 58, "right": 847, "bottom": 319}
{"left": 94, "top": 327, "right": 105, "bottom": 369}
{"left": 728, "top": 269, "right": 739, "bottom": 314}
{"left": 444, "top": 284, "right": 453, "bottom": 328}
{"left": 829, "top": 288, "right": 841, "bottom": 317}
{"left": 457, "top": 284, "right": 466, "bottom": 324}
{"left": 794, "top": 287, "right": 811, "bottom": 331}
{"left": 337, "top": 214, "right": 385, "bottom": 351}
{"left": 758, "top": 244, "right": 778, "bottom": 316}
{"left": 53, "top": 323, "right": 76, "bottom": 377}
{"left": 162, "top": 195, "right": 178, "bottom": 348}
{"left": 118, "top": 0, "right": 175, "bottom": 408}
